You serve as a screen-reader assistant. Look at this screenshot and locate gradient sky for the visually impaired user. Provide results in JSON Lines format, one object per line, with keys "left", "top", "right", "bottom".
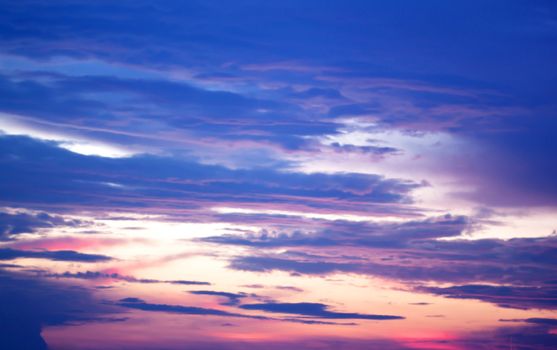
{"left": 1, "top": 1, "right": 557, "bottom": 349}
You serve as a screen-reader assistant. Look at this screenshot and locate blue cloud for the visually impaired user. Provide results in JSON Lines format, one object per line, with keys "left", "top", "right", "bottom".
{"left": 419, "top": 284, "right": 557, "bottom": 310}
{"left": 203, "top": 215, "right": 467, "bottom": 248}
{"left": 225, "top": 232, "right": 557, "bottom": 311}
{"left": 117, "top": 297, "right": 252, "bottom": 318}
{"left": 0, "top": 248, "right": 112, "bottom": 262}
{"left": 0, "top": 135, "right": 419, "bottom": 214}
{"left": 189, "top": 290, "right": 250, "bottom": 306}
{"left": 117, "top": 297, "right": 357, "bottom": 325}
{"left": 42, "top": 271, "right": 210, "bottom": 286}
{"left": 0, "top": 211, "right": 87, "bottom": 240}
{"left": 239, "top": 302, "right": 403, "bottom": 320}
{"left": 0, "top": 269, "right": 122, "bottom": 350}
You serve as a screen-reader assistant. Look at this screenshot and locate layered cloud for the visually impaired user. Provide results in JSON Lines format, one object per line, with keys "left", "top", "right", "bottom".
{"left": 208, "top": 219, "right": 557, "bottom": 310}
{"left": 0, "top": 135, "right": 419, "bottom": 216}
{"left": 41, "top": 271, "right": 210, "bottom": 286}
{"left": 116, "top": 297, "right": 367, "bottom": 325}
{"left": 1, "top": 1, "right": 557, "bottom": 349}
{"left": 239, "top": 302, "right": 403, "bottom": 320}
{"left": 0, "top": 211, "right": 88, "bottom": 240}
{"left": 1, "top": 2, "right": 556, "bottom": 210}
{"left": 0, "top": 248, "right": 111, "bottom": 262}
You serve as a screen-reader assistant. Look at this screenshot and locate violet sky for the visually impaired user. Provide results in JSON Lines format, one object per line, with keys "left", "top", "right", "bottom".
{"left": 1, "top": 1, "right": 557, "bottom": 349}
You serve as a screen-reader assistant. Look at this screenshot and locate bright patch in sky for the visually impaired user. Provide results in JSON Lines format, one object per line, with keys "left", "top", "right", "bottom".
{"left": 0, "top": 113, "right": 135, "bottom": 158}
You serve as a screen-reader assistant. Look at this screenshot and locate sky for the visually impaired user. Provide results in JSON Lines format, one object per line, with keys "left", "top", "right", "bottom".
{"left": 0, "top": 1, "right": 557, "bottom": 349}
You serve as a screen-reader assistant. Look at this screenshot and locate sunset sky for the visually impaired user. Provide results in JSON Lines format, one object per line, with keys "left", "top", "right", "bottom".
{"left": 1, "top": 1, "right": 557, "bottom": 349}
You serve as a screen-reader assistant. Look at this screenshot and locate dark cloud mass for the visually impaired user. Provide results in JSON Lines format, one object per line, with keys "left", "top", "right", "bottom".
{"left": 0, "top": 269, "right": 120, "bottom": 350}
{"left": 116, "top": 297, "right": 361, "bottom": 325}
{"left": 419, "top": 284, "right": 557, "bottom": 310}
{"left": 0, "top": 211, "right": 87, "bottom": 241}
{"left": 189, "top": 290, "right": 250, "bottom": 306}
{"left": 0, "top": 248, "right": 112, "bottom": 262}
{"left": 42, "top": 270, "right": 210, "bottom": 286}
{"left": 117, "top": 297, "right": 253, "bottom": 318}
{"left": 239, "top": 302, "right": 403, "bottom": 320}
{"left": 203, "top": 215, "right": 468, "bottom": 248}
{"left": 225, "top": 232, "right": 557, "bottom": 310}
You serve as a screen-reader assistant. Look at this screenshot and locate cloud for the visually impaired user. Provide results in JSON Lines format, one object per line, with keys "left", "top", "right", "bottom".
{"left": 0, "top": 248, "right": 112, "bottom": 262}
{"left": 42, "top": 270, "right": 210, "bottom": 286}
{"left": 224, "top": 233, "right": 557, "bottom": 311}
{"left": 0, "top": 211, "right": 87, "bottom": 241}
{"left": 203, "top": 215, "right": 468, "bottom": 249}
{"left": 419, "top": 284, "right": 557, "bottom": 310}
{"left": 228, "top": 239, "right": 557, "bottom": 285}
{"left": 239, "top": 302, "right": 403, "bottom": 320}
{"left": 0, "top": 269, "right": 121, "bottom": 350}
{"left": 1, "top": 1, "right": 556, "bottom": 211}
{"left": 231, "top": 256, "right": 359, "bottom": 275}
{"left": 116, "top": 297, "right": 354, "bottom": 325}
{"left": 189, "top": 290, "right": 250, "bottom": 306}
{"left": 0, "top": 70, "right": 333, "bottom": 154}
{"left": 327, "top": 142, "right": 399, "bottom": 156}
{"left": 275, "top": 285, "right": 304, "bottom": 292}
{"left": 500, "top": 318, "right": 557, "bottom": 326}
{"left": 117, "top": 297, "right": 251, "bottom": 318}
{"left": 0, "top": 135, "right": 419, "bottom": 216}
{"left": 456, "top": 323, "right": 557, "bottom": 349}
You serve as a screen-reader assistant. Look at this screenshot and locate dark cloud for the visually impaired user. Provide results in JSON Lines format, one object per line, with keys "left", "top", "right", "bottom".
{"left": 0, "top": 72, "right": 332, "bottom": 152}
{"left": 231, "top": 256, "right": 359, "bottom": 275}
{"left": 0, "top": 135, "right": 419, "bottom": 215}
{"left": 501, "top": 318, "right": 557, "bottom": 326}
{"left": 171, "top": 280, "right": 211, "bottom": 286}
{"left": 0, "top": 269, "right": 121, "bottom": 350}
{"left": 229, "top": 245, "right": 557, "bottom": 303}
{"left": 189, "top": 290, "right": 250, "bottom": 306}
{"left": 275, "top": 286, "right": 304, "bottom": 292}
{"left": 225, "top": 233, "right": 557, "bottom": 311}
{"left": 0, "top": 211, "right": 87, "bottom": 241}
{"left": 116, "top": 297, "right": 354, "bottom": 326}
{"left": 42, "top": 270, "right": 210, "bottom": 286}
{"left": 457, "top": 323, "right": 557, "bottom": 350}
{"left": 328, "top": 142, "right": 399, "bottom": 156}
{"left": 0, "top": 263, "right": 21, "bottom": 268}
{"left": 0, "top": 248, "right": 112, "bottom": 262}
{"left": 419, "top": 284, "right": 557, "bottom": 310}
{"left": 117, "top": 297, "right": 250, "bottom": 318}
{"left": 203, "top": 215, "right": 468, "bottom": 249}
{"left": 239, "top": 302, "right": 403, "bottom": 320}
